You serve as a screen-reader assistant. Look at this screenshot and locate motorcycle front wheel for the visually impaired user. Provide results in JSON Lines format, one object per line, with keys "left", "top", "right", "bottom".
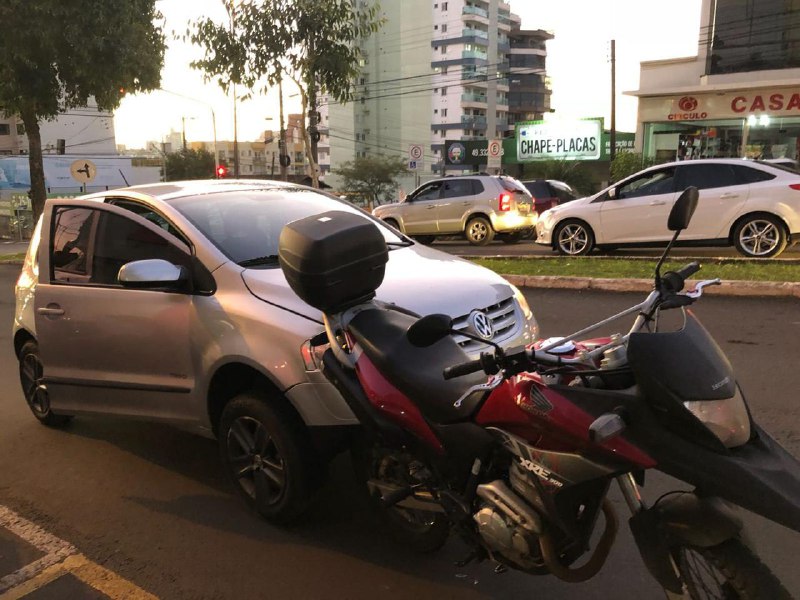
{"left": 671, "top": 538, "right": 791, "bottom": 599}
{"left": 352, "top": 442, "right": 449, "bottom": 553}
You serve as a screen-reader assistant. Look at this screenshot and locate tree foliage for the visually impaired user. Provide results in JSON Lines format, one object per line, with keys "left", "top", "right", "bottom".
{"left": 520, "top": 160, "right": 594, "bottom": 195}
{"left": 189, "top": 0, "right": 383, "bottom": 188}
{"left": 336, "top": 155, "right": 408, "bottom": 211}
{"left": 164, "top": 148, "right": 219, "bottom": 181}
{"left": 0, "top": 0, "right": 166, "bottom": 219}
{"left": 611, "top": 151, "right": 656, "bottom": 183}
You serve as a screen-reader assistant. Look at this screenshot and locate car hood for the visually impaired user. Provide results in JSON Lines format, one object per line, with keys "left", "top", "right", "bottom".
{"left": 241, "top": 244, "right": 514, "bottom": 323}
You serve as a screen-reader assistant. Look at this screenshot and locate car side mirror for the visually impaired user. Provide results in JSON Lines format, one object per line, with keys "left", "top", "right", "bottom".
{"left": 668, "top": 186, "right": 699, "bottom": 231}
{"left": 407, "top": 313, "right": 453, "bottom": 347}
{"left": 118, "top": 259, "right": 188, "bottom": 290}
{"left": 607, "top": 187, "right": 617, "bottom": 200}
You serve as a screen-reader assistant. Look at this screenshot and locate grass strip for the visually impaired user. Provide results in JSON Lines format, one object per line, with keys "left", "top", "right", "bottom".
{"left": 472, "top": 256, "right": 800, "bottom": 283}
{"left": 0, "top": 252, "right": 25, "bottom": 263}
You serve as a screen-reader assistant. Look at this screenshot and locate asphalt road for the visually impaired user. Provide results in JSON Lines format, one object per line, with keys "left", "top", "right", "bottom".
{"left": 1, "top": 263, "right": 799, "bottom": 599}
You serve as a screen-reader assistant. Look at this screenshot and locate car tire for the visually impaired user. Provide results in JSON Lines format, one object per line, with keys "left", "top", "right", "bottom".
{"left": 554, "top": 220, "right": 595, "bottom": 256}
{"left": 219, "top": 391, "right": 321, "bottom": 524}
{"left": 733, "top": 214, "right": 788, "bottom": 258}
{"left": 413, "top": 235, "right": 436, "bottom": 245}
{"left": 18, "top": 340, "right": 72, "bottom": 427}
{"left": 383, "top": 218, "right": 401, "bottom": 232}
{"left": 499, "top": 232, "right": 523, "bottom": 244}
{"left": 465, "top": 216, "right": 494, "bottom": 246}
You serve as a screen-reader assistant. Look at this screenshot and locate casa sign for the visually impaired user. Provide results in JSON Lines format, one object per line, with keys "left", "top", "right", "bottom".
{"left": 516, "top": 118, "right": 602, "bottom": 161}
{"left": 644, "top": 89, "right": 800, "bottom": 123}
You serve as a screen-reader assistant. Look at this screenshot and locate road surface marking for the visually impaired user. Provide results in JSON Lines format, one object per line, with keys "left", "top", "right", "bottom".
{"left": 0, "top": 505, "right": 156, "bottom": 599}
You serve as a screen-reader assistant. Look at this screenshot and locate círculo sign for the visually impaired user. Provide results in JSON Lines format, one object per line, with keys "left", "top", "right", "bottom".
{"left": 516, "top": 118, "right": 603, "bottom": 161}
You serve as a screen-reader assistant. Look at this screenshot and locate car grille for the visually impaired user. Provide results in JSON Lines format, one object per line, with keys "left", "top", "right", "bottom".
{"left": 451, "top": 297, "right": 519, "bottom": 352}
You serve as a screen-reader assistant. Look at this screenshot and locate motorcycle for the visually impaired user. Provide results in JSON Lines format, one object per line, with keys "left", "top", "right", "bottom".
{"left": 278, "top": 187, "right": 800, "bottom": 598}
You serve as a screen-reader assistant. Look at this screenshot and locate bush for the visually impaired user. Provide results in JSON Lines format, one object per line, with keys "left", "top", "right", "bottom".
{"left": 610, "top": 152, "right": 656, "bottom": 183}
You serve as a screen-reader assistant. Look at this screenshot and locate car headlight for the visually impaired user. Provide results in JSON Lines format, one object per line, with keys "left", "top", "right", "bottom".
{"left": 510, "top": 284, "right": 539, "bottom": 339}
{"left": 683, "top": 386, "right": 751, "bottom": 448}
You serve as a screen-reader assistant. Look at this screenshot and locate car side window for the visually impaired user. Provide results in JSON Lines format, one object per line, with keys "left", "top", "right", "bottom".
{"left": 471, "top": 180, "right": 485, "bottom": 195}
{"left": 410, "top": 181, "right": 443, "bottom": 202}
{"left": 616, "top": 168, "right": 677, "bottom": 199}
{"left": 677, "top": 164, "right": 739, "bottom": 190}
{"left": 109, "top": 199, "right": 191, "bottom": 247}
{"left": 50, "top": 206, "right": 190, "bottom": 287}
{"left": 733, "top": 165, "right": 776, "bottom": 184}
{"left": 442, "top": 179, "right": 473, "bottom": 198}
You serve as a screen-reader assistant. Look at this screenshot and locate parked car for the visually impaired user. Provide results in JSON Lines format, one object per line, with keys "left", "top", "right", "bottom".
{"left": 13, "top": 180, "right": 538, "bottom": 522}
{"left": 373, "top": 174, "right": 537, "bottom": 246}
{"left": 521, "top": 179, "right": 581, "bottom": 214}
{"left": 535, "top": 158, "right": 800, "bottom": 258}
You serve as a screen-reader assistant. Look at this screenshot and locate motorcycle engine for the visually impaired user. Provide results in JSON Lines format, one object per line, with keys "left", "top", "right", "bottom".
{"left": 473, "top": 463, "right": 546, "bottom": 571}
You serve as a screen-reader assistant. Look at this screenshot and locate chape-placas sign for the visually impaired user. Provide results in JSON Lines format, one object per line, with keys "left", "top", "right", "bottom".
{"left": 517, "top": 118, "right": 603, "bottom": 161}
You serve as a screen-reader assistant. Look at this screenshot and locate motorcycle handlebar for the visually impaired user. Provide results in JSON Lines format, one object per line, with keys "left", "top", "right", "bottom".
{"left": 661, "top": 261, "right": 701, "bottom": 294}
{"left": 443, "top": 358, "right": 485, "bottom": 380}
{"left": 677, "top": 261, "right": 701, "bottom": 280}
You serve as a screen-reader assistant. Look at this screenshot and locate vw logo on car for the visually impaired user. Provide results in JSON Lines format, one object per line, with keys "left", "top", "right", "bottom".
{"left": 468, "top": 310, "right": 494, "bottom": 340}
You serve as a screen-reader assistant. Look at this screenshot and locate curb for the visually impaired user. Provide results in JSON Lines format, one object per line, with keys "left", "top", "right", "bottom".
{"left": 503, "top": 274, "right": 800, "bottom": 298}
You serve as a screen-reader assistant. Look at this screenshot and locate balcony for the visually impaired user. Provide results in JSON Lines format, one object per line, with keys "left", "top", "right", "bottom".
{"left": 462, "top": 50, "right": 488, "bottom": 60}
{"left": 462, "top": 27, "right": 489, "bottom": 39}
{"left": 461, "top": 92, "right": 488, "bottom": 104}
{"left": 462, "top": 5, "right": 488, "bottom": 18}
{"left": 461, "top": 115, "right": 487, "bottom": 128}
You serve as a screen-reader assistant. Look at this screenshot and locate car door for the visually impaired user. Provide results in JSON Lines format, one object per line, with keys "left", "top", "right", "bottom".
{"left": 599, "top": 166, "right": 679, "bottom": 243}
{"left": 675, "top": 163, "right": 749, "bottom": 240}
{"left": 401, "top": 181, "right": 443, "bottom": 234}
{"left": 438, "top": 178, "right": 476, "bottom": 233}
{"left": 34, "top": 199, "right": 198, "bottom": 422}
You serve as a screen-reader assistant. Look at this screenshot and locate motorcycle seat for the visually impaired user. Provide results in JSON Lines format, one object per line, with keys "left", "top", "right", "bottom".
{"left": 347, "top": 306, "right": 488, "bottom": 424}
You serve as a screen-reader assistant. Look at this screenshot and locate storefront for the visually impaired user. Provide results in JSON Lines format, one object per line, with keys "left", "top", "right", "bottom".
{"left": 638, "top": 88, "right": 800, "bottom": 163}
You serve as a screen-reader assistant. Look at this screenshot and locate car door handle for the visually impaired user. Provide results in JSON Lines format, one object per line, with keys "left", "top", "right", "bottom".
{"left": 37, "top": 307, "right": 65, "bottom": 317}
{"left": 426, "top": 205, "right": 436, "bottom": 210}
{"left": 650, "top": 200, "right": 666, "bottom": 206}
{"left": 720, "top": 193, "right": 739, "bottom": 199}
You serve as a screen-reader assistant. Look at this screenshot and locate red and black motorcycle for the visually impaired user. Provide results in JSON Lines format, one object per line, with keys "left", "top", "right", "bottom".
{"left": 278, "top": 188, "right": 800, "bottom": 598}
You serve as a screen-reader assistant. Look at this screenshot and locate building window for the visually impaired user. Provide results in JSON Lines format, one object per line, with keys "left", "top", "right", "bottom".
{"left": 441, "top": 87, "right": 447, "bottom": 96}
{"left": 441, "top": 45, "right": 447, "bottom": 54}
{"left": 442, "top": 24, "right": 447, "bottom": 33}
{"left": 0, "top": 124, "right": 10, "bottom": 136}
{"left": 434, "top": 109, "right": 438, "bottom": 114}
{"left": 442, "top": 2, "right": 448, "bottom": 10}
{"left": 442, "top": 109, "right": 448, "bottom": 117}
{"left": 434, "top": 24, "right": 438, "bottom": 30}
{"left": 434, "top": 46, "right": 439, "bottom": 52}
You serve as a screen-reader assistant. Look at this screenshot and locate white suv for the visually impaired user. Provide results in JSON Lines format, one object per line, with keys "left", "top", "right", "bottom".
{"left": 373, "top": 175, "right": 537, "bottom": 246}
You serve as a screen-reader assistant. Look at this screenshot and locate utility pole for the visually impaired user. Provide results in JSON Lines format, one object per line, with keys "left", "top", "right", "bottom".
{"left": 610, "top": 39, "right": 617, "bottom": 174}
{"left": 278, "top": 77, "right": 288, "bottom": 181}
{"left": 228, "top": 0, "right": 241, "bottom": 179}
{"left": 181, "top": 116, "right": 187, "bottom": 150}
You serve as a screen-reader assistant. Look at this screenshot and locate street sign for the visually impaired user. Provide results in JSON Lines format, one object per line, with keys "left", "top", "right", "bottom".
{"left": 408, "top": 144, "right": 424, "bottom": 170}
{"left": 70, "top": 159, "right": 97, "bottom": 183}
{"left": 487, "top": 139, "right": 502, "bottom": 170}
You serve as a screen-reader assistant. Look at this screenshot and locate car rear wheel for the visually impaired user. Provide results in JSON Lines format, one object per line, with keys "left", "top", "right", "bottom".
{"left": 219, "top": 391, "right": 321, "bottom": 524}
{"left": 554, "top": 220, "right": 594, "bottom": 256}
{"left": 465, "top": 216, "right": 494, "bottom": 246}
{"left": 413, "top": 235, "right": 436, "bottom": 245}
{"left": 733, "top": 214, "right": 787, "bottom": 258}
{"left": 18, "top": 340, "right": 71, "bottom": 427}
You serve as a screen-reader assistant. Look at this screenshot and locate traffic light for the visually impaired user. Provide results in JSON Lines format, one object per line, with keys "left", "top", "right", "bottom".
{"left": 216, "top": 165, "right": 228, "bottom": 178}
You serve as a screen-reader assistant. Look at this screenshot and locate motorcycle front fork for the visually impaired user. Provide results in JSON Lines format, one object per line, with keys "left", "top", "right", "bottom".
{"left": 616, "top": 474, "right": 689, "bottom": 600}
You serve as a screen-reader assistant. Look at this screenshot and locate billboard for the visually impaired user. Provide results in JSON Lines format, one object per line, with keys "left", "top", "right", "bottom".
{"left": 517, "top": 118, "right": 603, "bottom": 161}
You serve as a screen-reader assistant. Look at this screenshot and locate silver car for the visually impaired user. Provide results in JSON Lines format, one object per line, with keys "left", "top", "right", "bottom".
{"left": 13, "top": 180, "right": 538, "bottom": 521}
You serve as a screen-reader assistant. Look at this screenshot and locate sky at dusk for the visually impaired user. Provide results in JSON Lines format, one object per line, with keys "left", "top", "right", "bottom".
{"left": 113, "top": 0, "right": 702, "bottom": 149}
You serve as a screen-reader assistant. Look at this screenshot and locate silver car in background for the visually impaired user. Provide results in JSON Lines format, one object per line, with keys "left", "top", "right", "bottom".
{"left": 13, "top": 180, "right": 538, "bottom": 522}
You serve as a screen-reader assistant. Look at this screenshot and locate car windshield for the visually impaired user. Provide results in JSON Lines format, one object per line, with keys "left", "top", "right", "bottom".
{"left": 169, "top": 188, "right": 407, "bottom": 267}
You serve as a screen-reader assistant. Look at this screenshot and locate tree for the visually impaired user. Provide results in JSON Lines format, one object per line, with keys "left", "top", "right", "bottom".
{"left": 190, "top": 0, "right": 383, "bottom": 189}
{"left": 337, "top": 155, "right": 408, "bottom": 211}
{"left": 611, "top": 151, "right": 656, "bottom": 183}
{"left": 164, "top": 148, "right": 219, "bottom": 181}
{"left": 521, "top": 159, "right": 594, "bottom": 195}
{"left": 0, "top": 0, "right": 166, "bottom": 220}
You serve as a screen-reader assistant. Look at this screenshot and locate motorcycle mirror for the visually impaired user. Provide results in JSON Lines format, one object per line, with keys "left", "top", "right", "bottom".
{"left": 407, "top": 313, "right": 453, "bottom": 347}
{"left": 668, "top": 186, "right": 699, "bottom": 231}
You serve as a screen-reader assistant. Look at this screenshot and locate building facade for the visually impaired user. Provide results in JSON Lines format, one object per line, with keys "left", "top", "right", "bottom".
{"left": 629, "top": 0, "right": 800, "bottom": 163}
{"left": 320, "top": 0, "right": 552, "bottom": 187}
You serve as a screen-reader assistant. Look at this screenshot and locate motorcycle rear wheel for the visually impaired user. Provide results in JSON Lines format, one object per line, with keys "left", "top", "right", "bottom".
{"left": 672, "top": 538, "right": 791, "bottom": 599}
{"left": 352, "top": 442, "right": 449, "bottom": 553}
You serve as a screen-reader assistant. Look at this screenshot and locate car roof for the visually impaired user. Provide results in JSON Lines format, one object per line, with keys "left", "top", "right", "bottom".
{"left": 110, "top": 179, "right": 307, "bottom": 202}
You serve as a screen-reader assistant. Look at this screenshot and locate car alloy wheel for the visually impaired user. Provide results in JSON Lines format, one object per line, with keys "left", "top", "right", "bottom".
{"left": 226, "top": 415, "right": 286, "bottom": 509}
{"left": 735, "top": 216, "right": 786, "bottom": 257}
{"left": 18, "top": 340, "right": 71, "bottom": 426}
{"left": 466, "top": 217, "right": 494, "bottom": 246}
{"left": 555, "top": 220, "right": 594, "bottom": 256}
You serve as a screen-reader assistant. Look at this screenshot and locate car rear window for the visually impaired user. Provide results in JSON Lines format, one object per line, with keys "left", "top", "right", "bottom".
{"left": 522, "top": 181, "right": 549, "bottom": 198}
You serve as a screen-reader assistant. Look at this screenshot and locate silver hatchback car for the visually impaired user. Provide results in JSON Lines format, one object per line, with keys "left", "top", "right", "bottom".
{"left": 13, "top": 180, "right": 538, "bottom": 521}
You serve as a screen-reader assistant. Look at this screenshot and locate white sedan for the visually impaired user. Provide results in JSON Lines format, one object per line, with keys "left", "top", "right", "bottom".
{"left": 536, "top": 158, "right": 800, "bottom": 258}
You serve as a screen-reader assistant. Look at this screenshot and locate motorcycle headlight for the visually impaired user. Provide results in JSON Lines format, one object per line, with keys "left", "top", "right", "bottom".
{"left": 683, "top": 387, "right": 751, "bottom": 448}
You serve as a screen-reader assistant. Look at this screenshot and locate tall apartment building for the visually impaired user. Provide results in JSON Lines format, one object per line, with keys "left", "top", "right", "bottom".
{"left": 320, "top": 0, "right": 551, "bottom": 186}
{"left": 630, "top": 0, "right": 800, "bottom": 162}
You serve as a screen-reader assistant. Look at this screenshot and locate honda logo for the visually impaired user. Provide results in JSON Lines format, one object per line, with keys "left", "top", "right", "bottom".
{"left": 468, "top": 310, "right": 494, "bottom": 340}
